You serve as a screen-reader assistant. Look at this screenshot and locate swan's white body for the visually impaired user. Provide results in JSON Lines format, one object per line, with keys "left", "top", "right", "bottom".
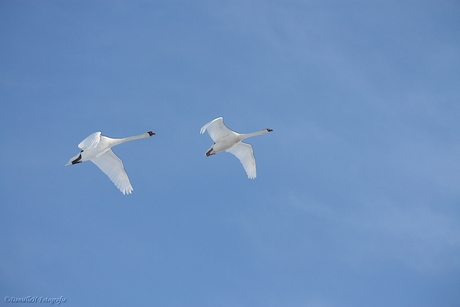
{"left": 200, "top": 117, "right": 272, "bottom": 179}
{"left": 66, "top": 131, "right": 154, "bottom": 194}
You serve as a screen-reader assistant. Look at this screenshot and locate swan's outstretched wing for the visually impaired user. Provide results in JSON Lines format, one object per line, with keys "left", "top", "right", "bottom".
{"left": 90, "top": 149, "right": 133, "bottom": 195}
{"left": 200, "top": 117, "right": 234, "bottom": 142}
{"left": 78, "top": 132, "right": 102, "bottom": 150}
{"left": 226, "top": 142, "right": 256, "bottom": 179}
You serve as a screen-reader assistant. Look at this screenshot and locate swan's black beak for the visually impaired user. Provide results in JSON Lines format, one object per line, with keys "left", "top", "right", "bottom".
{"left": 148, "top": 131, "right": 155, "bottom": 136}
{"left": 267, "top": 128, "right": 273, "bottom": 132}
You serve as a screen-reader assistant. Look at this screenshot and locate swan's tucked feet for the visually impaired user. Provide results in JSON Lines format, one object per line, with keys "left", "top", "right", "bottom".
{"left": 205, "top": 148, "right": 214, "bottom": 156}
{"left": 71, "top": 153, "right": 82, "bottom": 164}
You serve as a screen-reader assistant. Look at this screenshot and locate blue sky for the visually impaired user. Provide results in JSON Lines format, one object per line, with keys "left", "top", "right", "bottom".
{"left": 1, "top": 1, "right": 459, "bottom": 306}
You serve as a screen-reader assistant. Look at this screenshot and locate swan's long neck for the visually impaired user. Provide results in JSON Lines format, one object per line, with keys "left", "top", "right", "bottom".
{"left": 111, "top": 132, "right": 151, "bottom": 146}
{"left": 240, "top": 129, "right": 270, "bottom": 140}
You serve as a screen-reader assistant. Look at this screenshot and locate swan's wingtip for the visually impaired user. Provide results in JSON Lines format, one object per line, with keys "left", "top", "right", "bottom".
{"left": 122, "top": 189, "right": 133, "bottom": 195}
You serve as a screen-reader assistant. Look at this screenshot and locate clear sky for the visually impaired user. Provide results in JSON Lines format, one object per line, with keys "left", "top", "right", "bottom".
{"left": 1, "top": 1, "right": 459, "bottom": 306}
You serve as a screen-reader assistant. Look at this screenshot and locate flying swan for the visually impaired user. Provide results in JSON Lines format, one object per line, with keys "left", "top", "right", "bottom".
{"left": 66, "top": 131, "right": 155, "bottom": 194}
{"left": 200, "top": 117, "right": 272, "bottom": 179}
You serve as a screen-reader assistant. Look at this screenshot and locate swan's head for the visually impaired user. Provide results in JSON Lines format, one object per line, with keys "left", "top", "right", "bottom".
{"left": 266, "top": 128, "right": 273, "bottom": 132}
{"left": 147, "top": 131, "right": 155, "bottom": 136}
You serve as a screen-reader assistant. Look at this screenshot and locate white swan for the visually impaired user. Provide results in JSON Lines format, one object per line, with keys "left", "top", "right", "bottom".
{"left": 66, "top": 131, "right": 155, "bottom": 194}
{"left": 200, "top": 117, "right": 272, "bottom": 179}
